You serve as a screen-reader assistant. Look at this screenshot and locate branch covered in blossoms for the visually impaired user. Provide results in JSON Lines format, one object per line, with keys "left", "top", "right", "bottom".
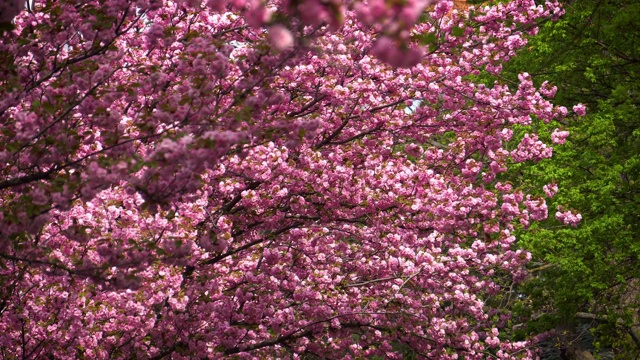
{"left": 0, "top": 0, "right": 569, "bottom": 358}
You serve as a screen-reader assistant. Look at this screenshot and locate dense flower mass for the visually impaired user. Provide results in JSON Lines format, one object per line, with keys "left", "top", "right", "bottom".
{"left": 0, "top": 0, "right": 23, "bottom": 23}
{"left": 0, "top": 0, "right": 571, "bottom": 358}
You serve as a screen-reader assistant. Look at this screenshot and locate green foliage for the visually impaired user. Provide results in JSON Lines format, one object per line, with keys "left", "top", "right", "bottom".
{"left": 500, "top": 0, "right": 640, "bottom": 357}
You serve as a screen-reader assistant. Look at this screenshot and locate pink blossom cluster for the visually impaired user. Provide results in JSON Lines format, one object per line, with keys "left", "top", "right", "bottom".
{"left": 551, "top": 128, "right": 570, "bottom": 144}
{"left": 573, "top": 103, "right": 587, "bottom": 116}
{"left": 0, "top": 0, "right": 571, "bottom": 358}
{"left": 511, "top": 134, "right": 553, "bottom": 163}
{"left": 0, "top": 0, "right": 23, "bottom": 23}
{"left": 543, "top": 183, "right": 558, "bottom": 198}
{"left": 370, "top": 37, "right": 425, "bottom": 68}
{"left": 556, "top": 207, "right": 582, "bottom": 227}
{"left": 524, "top": 196, "right": 548, "bottom": 222}
{"left": 539, "top": 80, "right": 557, "bottom": 98}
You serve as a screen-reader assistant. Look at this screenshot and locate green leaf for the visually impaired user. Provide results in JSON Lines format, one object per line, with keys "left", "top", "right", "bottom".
{"left": 451, "top": 27, "right": 465, "bottom": 37}
{"left": 414, "top": 32, "right": 437, "bottom": 46}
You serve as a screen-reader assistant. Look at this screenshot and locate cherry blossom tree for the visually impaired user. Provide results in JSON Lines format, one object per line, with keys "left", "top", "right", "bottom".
{"left": 0, "top": 0, "right": 568, "bottom": 358}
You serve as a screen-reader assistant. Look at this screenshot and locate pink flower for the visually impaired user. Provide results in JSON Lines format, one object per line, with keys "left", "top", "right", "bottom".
{"left": 370, "top": 36, "right": 395, "bottom": 59}
{"left": 556, "top": 106, "right": 568, "bottom": 117}
{"left": 404, "top": 143, "right": 423, "bottom": 157}
{"left": 543, "top": 183, "right": 558, "bottom": 198}
{"left": 244, "top": 0, "right": 270, "bottom": 28}
{"left": 556, "top": 207, "right": 582, "bottom": 227}
{"left": 573, "top": 103, "right": 586, "bottom": 116}
{"left": 525, "top": 196, "right": 548, "bottom": 221}
{"left": 0, "top": 0, "right": 24, "bottom": 23}
{"left": 296, "top": 0, "right": 330, "bottom": 26}
{"left": 146, "top": 23, "right": 165, "bottom": 48}
{"left": 207, "top": 0, "right": 229, "bottom": 12}
{"left": 370, "top": 36, "right": 424, "bottom": 68}
{"left": 398, "top": 0, "right": 432, "bottom": 26}
{"left": 269, "top": 25, "right": 294, "bottom": 51}
{"left": 539, "top": 81, "right": 557, "bottom": 98}
{"left": 551, "top": 128, "right": 569, "bottom": 144}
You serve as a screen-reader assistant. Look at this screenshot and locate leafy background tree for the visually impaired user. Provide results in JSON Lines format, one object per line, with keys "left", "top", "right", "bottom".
{"left": 499, "top": 0, "right": 640, "bottom": 357}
